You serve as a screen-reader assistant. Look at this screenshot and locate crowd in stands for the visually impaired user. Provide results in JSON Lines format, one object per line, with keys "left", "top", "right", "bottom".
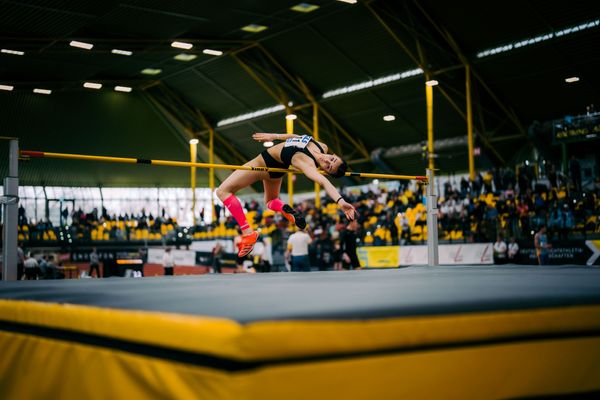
{"left": 269, "top": 163, "right": 599, "bottom": 250}
{"left": 5, "top": 158, "right": 600, "bottom": 278}
{"left": 12, "top": 160, "right": 600, "bottom": 253}
{"left": 17, "top": 206, "right": 181, "bottom": 243}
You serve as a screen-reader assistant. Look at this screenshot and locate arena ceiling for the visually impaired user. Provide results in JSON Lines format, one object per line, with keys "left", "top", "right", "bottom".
{"left": 1, "top": 0, "right": 598, "bottom": 188}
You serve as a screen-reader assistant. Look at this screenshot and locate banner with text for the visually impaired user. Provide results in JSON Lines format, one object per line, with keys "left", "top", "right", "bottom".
{"left": 515, "top": 240, "right": 600, "bottom": 265}
{"left": 358, "top": 246, "right": 399, "bottom": 268}
{"left": 357, "top": 243, "right": 493, "bottom": 267}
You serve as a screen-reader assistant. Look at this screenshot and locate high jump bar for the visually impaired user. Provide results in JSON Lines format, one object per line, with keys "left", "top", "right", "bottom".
{"left": 20, "top": 150, "right": 428, "bottom": 182}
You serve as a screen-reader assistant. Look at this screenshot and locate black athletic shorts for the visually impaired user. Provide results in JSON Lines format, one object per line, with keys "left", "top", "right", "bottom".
{"left": 260, "top": 150, "right": 287, "bottom": 179}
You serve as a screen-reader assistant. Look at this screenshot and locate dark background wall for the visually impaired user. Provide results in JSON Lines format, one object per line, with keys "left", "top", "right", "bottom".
{"left": 0, "top": 91, "right": 197, "bottom": 187}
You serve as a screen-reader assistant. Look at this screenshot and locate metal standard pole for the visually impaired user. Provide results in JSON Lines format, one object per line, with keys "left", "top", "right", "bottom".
{"left": 2, "top": 139, "right": 19, "bottom": 281}
{"left": 426, "top": 168, "right": 439, "bottom": 266}
{"left": 209, "top": 128, "right": 215, "bottom": 223}
{"left": 313, "top": 102, "right": 321, "bottom": 209}
{"left": 189, "top": 139, "right": 198, "bottom": 226}
{"left": 286, "top": 114, "right": 295, "bottom": 206}
{"left": 426, "top": 83, "right": 435, "bottom": 171}
{"left": 466, "top": 65, "right": 476, "bottom": 181}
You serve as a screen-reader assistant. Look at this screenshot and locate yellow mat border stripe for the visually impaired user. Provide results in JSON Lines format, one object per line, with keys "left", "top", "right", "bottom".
{"left": 1, "top": 299, "right": 600, "bottom": 362}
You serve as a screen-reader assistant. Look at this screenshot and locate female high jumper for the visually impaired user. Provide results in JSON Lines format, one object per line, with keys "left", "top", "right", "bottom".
{"left": 215, "top": 132, "right": 357, "bottom": 257}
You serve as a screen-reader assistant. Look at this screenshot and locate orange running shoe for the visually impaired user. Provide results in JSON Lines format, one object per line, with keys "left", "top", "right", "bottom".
{"left": 238, "top": 231, "right": 259, "bottom": 257}
{"left": 281, "top": 204, "right": 306, "bottom": 230}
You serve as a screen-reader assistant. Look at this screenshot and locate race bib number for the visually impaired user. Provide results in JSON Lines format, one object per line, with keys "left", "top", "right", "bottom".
{"left": 284, "top": 135, "right": 312, "bottom": 149}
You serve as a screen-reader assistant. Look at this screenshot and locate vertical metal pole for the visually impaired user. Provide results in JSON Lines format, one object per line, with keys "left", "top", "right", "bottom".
{"left": 466, "top": 65, "right": 475, "bottom": 181}
{"left": 43, "top": 186, "right": 49, "bottom": 221}
{"left": 286, "top": 114, "right": 295, "bottom": 206}
{"left": 426, "top": 83, "right": 435, "bottom": 171}
{"left": 313, "top": 102, "right": 320, "bottom": 209}
{"left": 426, "top": 168, "right": 439, "bottom": 266}
{"left": 209, "top": 128, "right": 216, "bottom": 224}
{"left": 156, "top": 187, "right": 160, "bottom": 217}
{"left": 189, "top": 139, "right": 198, "bottom": 226}
{"left": 99, "top": 187, "right": 104, "bottom": 218}
{"left": 3, "top": 139, "right": 19, "bottom": 281}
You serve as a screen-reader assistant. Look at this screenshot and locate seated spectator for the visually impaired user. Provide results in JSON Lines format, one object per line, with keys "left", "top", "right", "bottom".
{"left": 508, "top": 237, "right": 519, "bottom": 263}
{"left": 398, "top": 213, "right": 411, "bottom": 244}
{"left": 37, "top": 254, "right": 48, "bottom": 278}
{"left": 45, "top": 255, "right": 59, "bottom": 279}
{"left": 483, "top": 170, "right": 494, "bottom": 193}
{"left": 559, "top": 204, "right": 574, "bottom": 240}
{"left": 493, "top": 235, "right": 507, "bottom": 265}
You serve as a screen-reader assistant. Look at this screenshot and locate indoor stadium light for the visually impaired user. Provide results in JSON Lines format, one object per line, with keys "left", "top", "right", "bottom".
{"left": 114, "top": 86, "right": 132, "bottom": 92}
{"left": 322, "top": 68, "right": 423, "bottom": 99}
{"left": 476, "top": 18, "right": 599, "bottom": 58}
{"left": 1, "top": 48, "right": 25, "bottom": 55}
{"left": 202, "top": 49, "right": 223, "bottom": 56}
{"left": 189, "top": 138, "right": 199, "bottom": 145}
{"left": 0, "top": 84, "right": 14, "bottom": 91}
{"left": 291, "top": 3, "right": 320, "bottom": 13}
{"left": 217, "top": 104, "right": 285, "bottom": 127}
{"left": 171, "top": 41, "right": 193, "bottom": 50}
{"left": 174, "top": 53, "right": 197, "bottom": 61}
{"left": 33, "top": 88, "right": 52, "bottom": 95}
{"left": 286, "top": 114, "right": 298, "bottom": 120}
{"left": 383, "top": 115, "right": 396, "bottom": 122}
{"left": 241, "top": 24, "right": 268, "bottom": 33}
{"left": 425, "top": 80, "right": 439, "bottom": 86}
{"left": 141, "top": 68, "right": 162, "bottom": 75}
{"left": 70, "top": 40, "right": 93, "bottom": 50}
{"left": 83, "top": 82, "right": 102, "bottom": 89}
{"left": 565, "top": 76, "right": 580, "bottom": 83}
{"left": 111, "top": 49, "right": 132, "bottom": 56}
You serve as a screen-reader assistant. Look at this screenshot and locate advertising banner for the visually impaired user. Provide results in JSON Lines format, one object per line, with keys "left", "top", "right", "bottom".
{"left": 190, "top": 239, "right": 234, "bottom": 253}
{"left": 358, "top": 246, "right": 399, "bottom": 268}
{"left": 516, "top": 240, "right": 600, "bottom": 265}
{"left": 147, "top": 248, "right": 197, "bottom": 266}
{"left": 398, "top": 243, "right": 494, "bottom": 266}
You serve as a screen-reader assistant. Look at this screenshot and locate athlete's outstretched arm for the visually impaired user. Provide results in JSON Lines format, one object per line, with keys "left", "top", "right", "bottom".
{"left": 302, "top": 166, "right": 356, "bottom": 221}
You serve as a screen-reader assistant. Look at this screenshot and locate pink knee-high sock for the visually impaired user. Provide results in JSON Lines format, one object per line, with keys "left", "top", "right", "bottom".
{"left": 266, "top": 198, "right": 285, "bottom": 212}
{"left": 223, "top": 194, "right": 249, "bottom": 230}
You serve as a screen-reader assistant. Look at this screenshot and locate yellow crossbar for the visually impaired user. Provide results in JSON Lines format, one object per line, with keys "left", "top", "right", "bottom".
{"left": 20, "top": 150, "right": 427, "bottom": 182}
